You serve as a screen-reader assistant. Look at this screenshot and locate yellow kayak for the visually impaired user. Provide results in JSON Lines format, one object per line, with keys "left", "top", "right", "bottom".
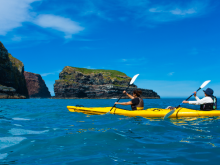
{"left": 67, "top": 106, "right": 220, "bottom": 118}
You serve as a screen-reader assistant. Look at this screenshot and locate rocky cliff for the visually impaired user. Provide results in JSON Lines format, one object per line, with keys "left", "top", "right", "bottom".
{"left": 0, "top": 41, "right": 28, "bottom": 98}
{"left": 24, "top": 71, "right": 51, "bottom": 98}
{"left": 54, "top": 66, "right": 160, "bottom": 99}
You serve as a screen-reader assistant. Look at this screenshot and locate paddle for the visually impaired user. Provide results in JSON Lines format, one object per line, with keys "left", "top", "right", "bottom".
{"left": 106, "top": 74, "right": 139, "bottom": 114}
{"left": 164, "top": 80, "right": 211, "bottom": 119}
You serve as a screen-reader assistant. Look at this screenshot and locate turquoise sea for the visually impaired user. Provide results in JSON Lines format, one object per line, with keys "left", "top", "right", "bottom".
{"left": 0, "top": 98, "right": 220, "bottom": 165}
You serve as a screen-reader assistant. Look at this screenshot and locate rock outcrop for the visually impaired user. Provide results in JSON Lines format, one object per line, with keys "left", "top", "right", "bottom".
{"left": 24, "top": 71, "right": 51, "bottom": 98}
{"left": 0, "top": 41, "right": 28, "bottom": 98}
{"left": 0, "top": 85, "right": 26, "bottom": 99}
{"left": 54, "top": 66, "right": 160, "bottom": 99}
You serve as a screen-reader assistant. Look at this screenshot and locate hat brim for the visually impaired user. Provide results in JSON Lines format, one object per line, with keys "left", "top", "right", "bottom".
{"left": 203, "top": 90, "right": 213, "bottom": 96}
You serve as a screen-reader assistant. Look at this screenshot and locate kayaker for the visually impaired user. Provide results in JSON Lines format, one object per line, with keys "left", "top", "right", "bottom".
{"left": 115, "top": 89, "right": 144, "bottom": 110}
{"left": 182, "top": 88, "right": 217, "bottom": 110}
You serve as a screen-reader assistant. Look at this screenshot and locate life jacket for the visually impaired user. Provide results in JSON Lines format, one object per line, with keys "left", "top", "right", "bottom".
{"left": 200, "top": 96, "right": 217, "bottom": 111}
{"left": 131, "top": 97, "right": 144, "bottom": 110}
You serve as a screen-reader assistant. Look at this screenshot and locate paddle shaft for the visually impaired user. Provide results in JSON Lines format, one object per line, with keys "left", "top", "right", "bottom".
{"left": 176, "top": 87, "right": 201, "bottom": 109}
{"left": 109, "top": 84, "right": 130, "bottom": 112}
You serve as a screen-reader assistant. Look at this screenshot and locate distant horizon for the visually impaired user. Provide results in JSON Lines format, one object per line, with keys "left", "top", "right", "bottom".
{"left": 1, "top": 0, "right": 219, "bottom": 98}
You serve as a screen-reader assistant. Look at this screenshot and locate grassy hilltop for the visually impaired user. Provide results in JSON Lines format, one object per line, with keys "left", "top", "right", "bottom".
{"left": 57, "top": 66, "right": 131, "bottom": 85}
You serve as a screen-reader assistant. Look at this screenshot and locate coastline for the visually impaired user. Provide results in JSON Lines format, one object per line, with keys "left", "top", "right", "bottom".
{"left": 51, "top": 96, "right": 160, "bottom": 99}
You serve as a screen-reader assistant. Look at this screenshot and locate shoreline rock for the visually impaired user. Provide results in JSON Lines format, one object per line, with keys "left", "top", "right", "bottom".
{"left": 51, "top": 97, "right": 160, "bottom": 99}
{"left": 0, "top": 85, "right": 26, "bottom": 99}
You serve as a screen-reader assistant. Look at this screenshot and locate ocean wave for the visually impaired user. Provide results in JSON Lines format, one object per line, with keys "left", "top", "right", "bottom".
{"left": 0, "top": 137, "right": 27, "bottom": 150}
{"left": 0, "top": 153, "right": 8, "bottom": 160}
{"left": 9, "top": 128, "right": 49, "bottom": 136}
{"left": 12, "top": 118, "right": 31, "bottom": 121}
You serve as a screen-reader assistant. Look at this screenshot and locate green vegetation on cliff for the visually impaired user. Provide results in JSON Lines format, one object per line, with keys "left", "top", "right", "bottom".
{"left": 8, "top": 53, "right": 23, "bottom": 69}
{"left": 68, "top": 66, "right": 130, "bottom": 81}
{"left": 70, "top": 66, "right": 127, "bottom": 77}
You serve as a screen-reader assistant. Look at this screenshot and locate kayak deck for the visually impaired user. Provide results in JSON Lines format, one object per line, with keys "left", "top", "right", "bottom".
{"left": 67, "top": 106, "right": 220, "bottom": 118}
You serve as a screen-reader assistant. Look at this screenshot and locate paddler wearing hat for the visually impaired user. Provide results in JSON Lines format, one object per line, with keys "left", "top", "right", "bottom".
{"left": 182, "top": 88, "right": 217, "bottom": 110}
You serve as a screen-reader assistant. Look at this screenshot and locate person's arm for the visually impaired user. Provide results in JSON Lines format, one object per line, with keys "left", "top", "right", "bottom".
{"left": 123, "top": 91, "right": 134, "bottom": 99}
{"left": 182, "top": 91, "right": 201, "bottom": 105}
{"left": 193, "top": 92, "right": 201, "bottom": 101}
{"left": 115, "top": 101, "right": 132, "bottom": 105}
{"left": 183, "top": 97, "right": 212, "bottom": 105}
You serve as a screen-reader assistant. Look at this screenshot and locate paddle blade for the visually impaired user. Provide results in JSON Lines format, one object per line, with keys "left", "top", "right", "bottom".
{"left": 164, "top": 109, "right": 176, "bottom": 119}
{"left": 200, "top": 80, "right": 211, "bottom": 89}
{"left": 130, "top": 74, "right": 139, "bottom": 85}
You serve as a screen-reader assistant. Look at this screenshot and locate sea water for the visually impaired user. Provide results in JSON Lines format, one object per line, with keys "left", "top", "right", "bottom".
{"left": 0, "top": 98, "right": 220, "bottom": 165}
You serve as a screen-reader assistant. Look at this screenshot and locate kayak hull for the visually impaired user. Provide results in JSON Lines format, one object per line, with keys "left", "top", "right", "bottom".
{"left": 67, "top": 106, "right": 220, "bottom": 118}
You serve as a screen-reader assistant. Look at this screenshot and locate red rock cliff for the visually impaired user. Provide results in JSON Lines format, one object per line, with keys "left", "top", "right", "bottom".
{"left": 24, "top": 71, "right": 51, "bottom": 98}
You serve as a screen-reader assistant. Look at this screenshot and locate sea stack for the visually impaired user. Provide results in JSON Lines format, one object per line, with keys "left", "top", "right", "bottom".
{"left": 24, "top": 71, "right": 51, "bottom": 98}
{"left": 54, "top": 66, "right": 160, "bottom": 99}
{"left": 0, "top": 41, "right": 28, "bottom": 99}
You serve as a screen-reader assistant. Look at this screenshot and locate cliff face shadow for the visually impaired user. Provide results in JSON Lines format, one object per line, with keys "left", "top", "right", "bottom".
{"left": 77, "top": 91, "right": 87, "bottom": 98}
{"left": 0, "top": 42, "right": 28, "bottom": 98}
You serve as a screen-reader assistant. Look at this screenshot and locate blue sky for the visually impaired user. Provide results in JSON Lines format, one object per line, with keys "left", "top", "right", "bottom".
{"left": 0, "top": 0, "right": 219, "bottom": 97}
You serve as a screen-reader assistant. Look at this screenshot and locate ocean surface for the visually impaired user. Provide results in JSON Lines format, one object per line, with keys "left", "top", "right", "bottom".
{"left": 0, "top": 98, "right": 220, "bottom": 165}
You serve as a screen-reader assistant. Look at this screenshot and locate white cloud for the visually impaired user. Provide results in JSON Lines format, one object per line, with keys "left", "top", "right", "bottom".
{"left": 149, "top": 7, "right": 197, "bottom": 16}
{"left": 0, "top": 0, "right": 38, "bottom": 35}
{"left": 0, "top": 1, "right": 84, "bottom": 39}
{"left": 168, "top": 72, "right": 175, "bottom": 76}
{"left": 34, "top": 14, "right": 84, "bottom": 38}
{"left": 41, "top": 70, "right": 61, "bottom": 77}
{"left": 147, "top": 1, "right": 209, "bottom": 22}
{"left": 41, "top": 72, "right": 55, "bottom": 77}
{"left": 170, "top": 8, "right": 197, "bottom": 15}
{"left": 0, "top": 0, "right": 212, "bottom": 38}
{"left": 82, "top": 0, "right": 210, "bottom": 23}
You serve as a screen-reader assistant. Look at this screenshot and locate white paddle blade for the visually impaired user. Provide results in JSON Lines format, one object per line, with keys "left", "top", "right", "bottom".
{"left": 164, "top": 109, "right": 176, "bottom": 119}
{"left": 200, "top": 80, "right": 211, "bottom": 89}
{"left": 130, "top": 74, "right": 139, "bottom": 85}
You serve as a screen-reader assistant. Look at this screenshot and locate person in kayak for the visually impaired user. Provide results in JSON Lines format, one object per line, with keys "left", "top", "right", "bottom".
{"left": 182, "top": 88, "right": 217, "bottom": 110}
{"left": 115, "top": 89, "right": 144, "bottom": 110}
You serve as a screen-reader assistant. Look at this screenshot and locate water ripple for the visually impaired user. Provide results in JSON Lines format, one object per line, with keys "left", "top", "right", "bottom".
{"left": 0, "top": 98, "right": 219, "bottom": 164}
